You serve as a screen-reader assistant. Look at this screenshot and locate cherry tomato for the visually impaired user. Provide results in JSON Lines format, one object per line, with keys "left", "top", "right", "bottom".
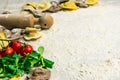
{"left": 21, "top": 45, "right": 33, "bottom": 56}
{"left": 0, "top": 52, "right": 5, "bottom": 57}
{"left": 0, "top": 48, "right": 5, "bottom": 57}
{"left": 0, "top": 54, "right": 2, "bottom": 58}
{"left": 4, "top": 46, "right": 14, "bottom": 56}
{"left": 10, "top": 40, "right": 22, "bottom": 54}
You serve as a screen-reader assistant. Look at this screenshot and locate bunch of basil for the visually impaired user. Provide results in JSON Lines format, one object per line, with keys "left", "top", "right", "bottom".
{"left": 0, "top": 46, "right": 54, "bottom": 78}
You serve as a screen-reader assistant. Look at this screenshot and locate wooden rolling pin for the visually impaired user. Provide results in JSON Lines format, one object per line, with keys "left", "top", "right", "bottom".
{"left": 0, "top": 14, "right": 54, "bottom": 29}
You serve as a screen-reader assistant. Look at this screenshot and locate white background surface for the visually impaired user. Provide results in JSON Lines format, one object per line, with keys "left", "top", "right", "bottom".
{"left": 0, "top": 0, "right": 120, "bottom": 80}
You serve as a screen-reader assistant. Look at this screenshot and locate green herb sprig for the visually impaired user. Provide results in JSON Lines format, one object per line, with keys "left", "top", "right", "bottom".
{"left": 0, "top": 46, "right": 54, "bottom": 78}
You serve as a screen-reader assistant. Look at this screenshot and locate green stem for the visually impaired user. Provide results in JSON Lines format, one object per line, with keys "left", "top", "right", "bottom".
{"left": 0, "top": 68, "right": 3, "bottom": 74}
{"left": 21, "top": 57, "right": 27, "bottom": 69}
{"left": 39, "top": 54, "right": 45, "bottom": 67}
{"left": 15, "top": 58, "right": 19, "bottom": 69}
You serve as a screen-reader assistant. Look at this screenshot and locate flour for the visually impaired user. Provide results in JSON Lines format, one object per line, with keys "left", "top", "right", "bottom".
{"left": 1, "top": 0, "right": 120, "bottom": 80}
{"left": 43, "top": 1, "right": 120, "bottom": 79}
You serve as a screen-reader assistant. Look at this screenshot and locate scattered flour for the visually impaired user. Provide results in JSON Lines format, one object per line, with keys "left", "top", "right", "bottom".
{"left": 1, "top": 0, "right": 120, "bottom": 80}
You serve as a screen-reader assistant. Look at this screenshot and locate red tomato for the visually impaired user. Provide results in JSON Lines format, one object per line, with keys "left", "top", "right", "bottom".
{"left": 0, "top": 52, "right": 5, "bottom": 57}
{"left": 4, "top": 46, "right": 14, "bottom": 56}
{"left": 11, "top": 40, "right": 22, "bottom": 54}
{"left": 0, "top": 54, "right": 2, "bottom": 58}
{"left": 0, "top": 48, "right": 4, "bottom": 57}
{"left": 21, "top": 45, "right": 33, "bottom": 56}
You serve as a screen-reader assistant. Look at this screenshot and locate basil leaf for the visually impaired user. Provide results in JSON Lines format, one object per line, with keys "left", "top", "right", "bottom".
{"left": 6, "top": 73, "right": 14, "bottom": 78}
{"left": 30, "top": 50, "right": 40, "bottom": 57}
{"left": 38, "top": 46, "right": 44, "bottom": 55}
{"left": 16, "top": 69, "right": 24, "bottom": 75}
{"left": 0, "top": 73, "right": 6, "bottom": 78}
{"left": 43, "top": 58, "right": 54, "bottom": 69}
{"left": 8, "top": 65, "right": 16, "bottom": 71}
{"left": 0, "top": 68, "right": 3, "bottom": 74}
{"left": 12, "top": 53, "right": 21, "bottom": 59}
